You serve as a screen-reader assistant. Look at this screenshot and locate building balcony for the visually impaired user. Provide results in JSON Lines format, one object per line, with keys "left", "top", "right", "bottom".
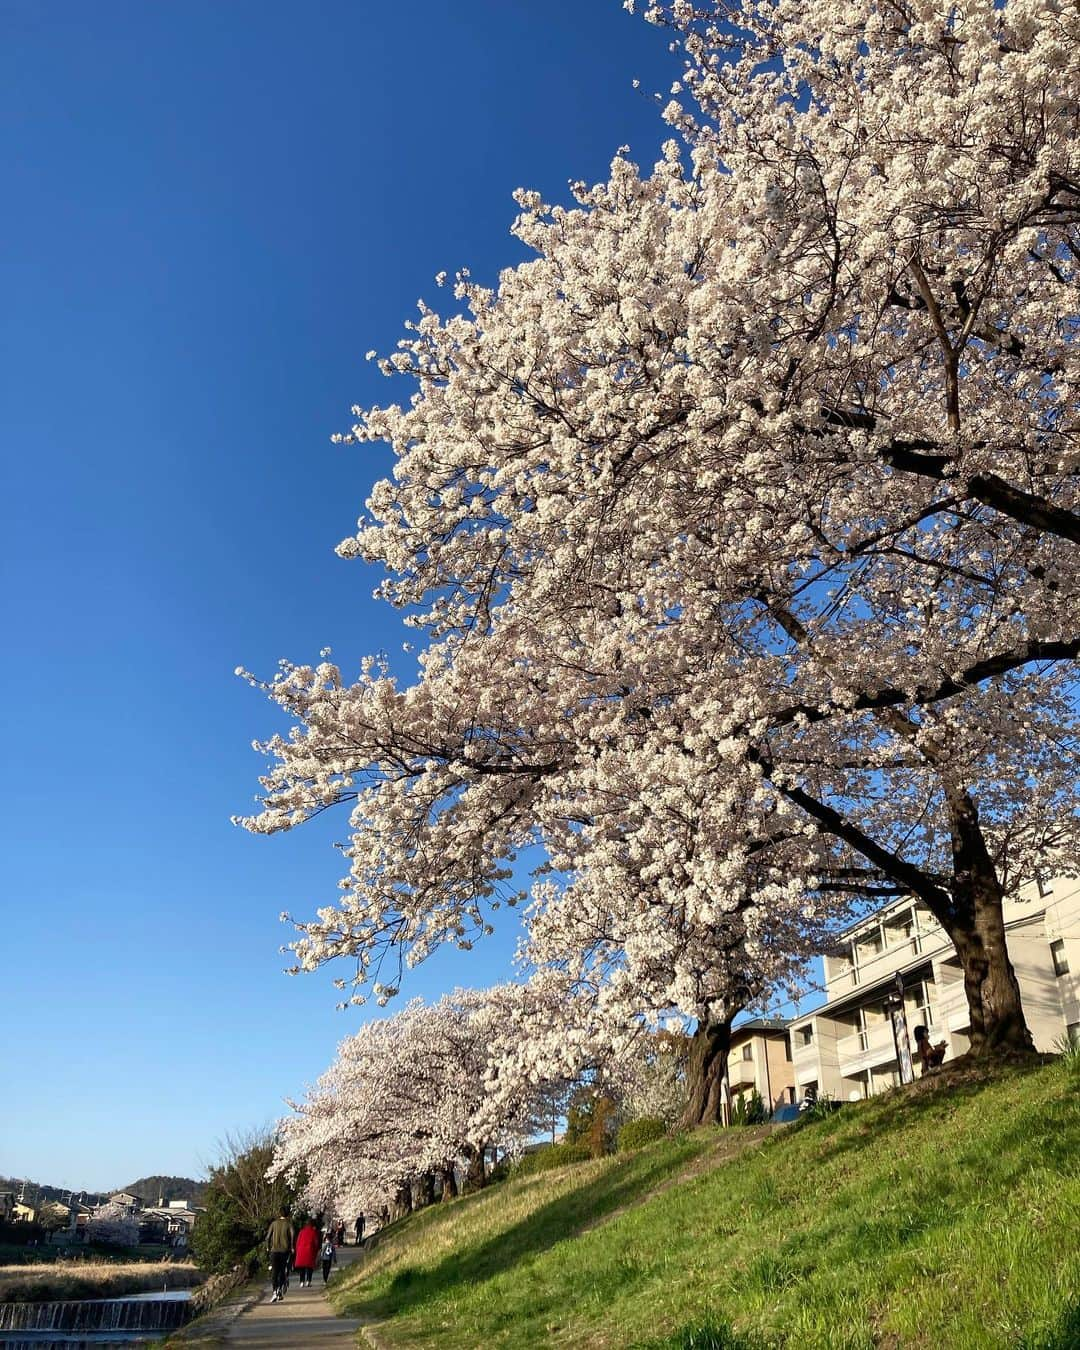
{"left": 834, "top": 1020, "right": 903, "bottom": 1073}
{"left": 728, "top": 1059, "right": 757, "bottom": 1090}
{"left": 792, "top": 1038, "right": 818, "bottom": 1064}
{"left": 824, "top": 921, "right": 953, "bottom": 996}
{"left": 932, "top": 982, "right": 970, "bottom": 1034}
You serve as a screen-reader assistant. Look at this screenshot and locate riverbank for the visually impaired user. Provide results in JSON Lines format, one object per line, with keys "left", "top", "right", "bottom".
{"left": 0, "top": 1259, "right": 202, "bottom": 1304}
{"left": 330, "top": 1056, "right": 1080, "bottom": 1348}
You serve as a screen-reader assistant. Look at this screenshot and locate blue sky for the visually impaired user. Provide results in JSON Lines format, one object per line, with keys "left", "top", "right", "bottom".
{"left": 1, "top": 0, "right": 683, "bottom": 1190}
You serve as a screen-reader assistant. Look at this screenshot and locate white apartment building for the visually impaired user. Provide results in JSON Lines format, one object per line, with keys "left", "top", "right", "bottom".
{"left": 789, "top": 875, "right": 1080, "bottom": 1102}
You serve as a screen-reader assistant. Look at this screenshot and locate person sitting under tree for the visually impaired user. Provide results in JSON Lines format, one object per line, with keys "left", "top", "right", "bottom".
{"left": 913, "top": 1025, "right": 947, "bottom": 1075}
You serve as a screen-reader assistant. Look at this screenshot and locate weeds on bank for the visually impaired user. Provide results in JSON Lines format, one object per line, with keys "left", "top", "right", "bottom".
{"left": 0, "top": 1259, "right": 202, "bottom": 1304}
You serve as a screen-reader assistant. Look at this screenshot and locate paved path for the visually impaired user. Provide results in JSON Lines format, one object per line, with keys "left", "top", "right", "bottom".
{"left": 222, "top": 1243, "right": 367, "bottom": 1348}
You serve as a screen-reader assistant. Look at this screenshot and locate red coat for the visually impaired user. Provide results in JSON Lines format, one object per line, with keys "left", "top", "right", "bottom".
{"left": 294, "top": 1224, "right": 320, "bottom": 1269}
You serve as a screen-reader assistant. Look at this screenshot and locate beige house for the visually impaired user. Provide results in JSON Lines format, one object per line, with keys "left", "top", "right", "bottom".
{"left": 727, "top": 1016, "right": 796, "bottom": 1116}
{"left": 108, "top": 1192, "right": 144, "bottom": 1211}
{"left": 142, "top": 1199, "right": 202, "bottom": 1244}
{"left": 790, "top": 875, "right": 1080, "bottom": 1102}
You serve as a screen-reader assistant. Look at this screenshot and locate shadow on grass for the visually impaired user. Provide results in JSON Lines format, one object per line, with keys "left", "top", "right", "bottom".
{"left": 1015, "top": 1301, "right": 1080, "bottom": 1350}
{"left": 340, "top": 1152, "right": 692, "bottom": 1322}
{"left": 782, "top": 1060, "right": 1074, "bottom": 1201}
{"left": 635, "top": 1315, "right": 773, "bottom": 1349}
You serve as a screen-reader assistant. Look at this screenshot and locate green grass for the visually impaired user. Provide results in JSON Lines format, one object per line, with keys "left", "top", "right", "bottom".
{"left": 330, "top": 1058, "right": 1080, "bottom": 1348}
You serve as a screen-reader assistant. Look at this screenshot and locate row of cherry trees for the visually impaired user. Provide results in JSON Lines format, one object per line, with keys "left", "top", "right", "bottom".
{"left": 269, "top": 979, "right": 691, "bottom": 1219}
{"left": 240, "top": 0, "right": 1080, "bottom": 1126}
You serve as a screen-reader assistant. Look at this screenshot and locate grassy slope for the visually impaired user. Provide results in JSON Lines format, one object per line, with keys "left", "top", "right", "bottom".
{"left": 332, "top": 1060, "right": 1080, "bottom": 1349}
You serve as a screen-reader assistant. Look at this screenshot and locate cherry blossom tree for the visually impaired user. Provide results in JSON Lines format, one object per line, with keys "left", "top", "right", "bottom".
{"left": 626, "top": 0, "right": 1080, "bottom": 1050}
{"left": 239, "top": 0, "right": 1079, "bottom": 1072}
{"left": 85, "top": 1202, "right": 139, "bottom": 1248}
{"left": 271, "top": 988, "right": 542, "bottom": 1221}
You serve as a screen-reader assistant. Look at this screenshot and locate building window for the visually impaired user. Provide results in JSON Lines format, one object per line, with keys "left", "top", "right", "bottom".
{"left": 1051, "top": 940, "right": 1070, "bottom": 977}
{"left": 784, "top": 1038, "right": 792, "bottom": 1062}
{"left": 916, "top": 979, "right": 934, "bottom": 1027}
{"left": 1036, "top": 872, "right": 1053, "bottom": 898}
{"left": 742, "top": 1043, "right": 753, "bottom": 1061}
{"left": 800, "top": 1026, "right": 814, "bottom": 1046}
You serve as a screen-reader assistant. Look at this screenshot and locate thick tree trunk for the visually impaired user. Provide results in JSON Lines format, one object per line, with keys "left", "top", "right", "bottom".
{"left": 440, "top": 1166, "right": 458, "bottom": 1201}
{"left": 939, "top": 789, "right": 1034, "bottom": 1054}
{"left": 392, "top": 1183, "right": 412, "bottom": 1220}
{"left": 681, "top": 1015, "right": 733, "bottom": 1128}
{"left": 416, "top": 1171, "right": 436, "bottom": 1208}
{"left": 462, "top": 1144, "right": 486, "bottom": 1192}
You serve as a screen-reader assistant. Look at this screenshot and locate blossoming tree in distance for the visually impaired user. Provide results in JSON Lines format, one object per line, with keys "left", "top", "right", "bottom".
{"left": 271, "top": 988, "right": 548, "bottom": 1218}
{"left": 240, "top": 0, "right": 1079, "bottom": 1111}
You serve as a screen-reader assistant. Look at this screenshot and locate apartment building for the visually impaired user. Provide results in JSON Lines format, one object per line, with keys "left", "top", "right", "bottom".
{"left": 789, "top": 875, "right": 1080, "bottom": 1102}
{"left": 728, "top": 1016, "right": 796, "bottom": 1114}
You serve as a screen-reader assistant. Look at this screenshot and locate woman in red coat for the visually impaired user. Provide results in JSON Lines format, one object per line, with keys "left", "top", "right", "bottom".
{"left": 294, "top": 1219, "right": 320, "bottom": 1288}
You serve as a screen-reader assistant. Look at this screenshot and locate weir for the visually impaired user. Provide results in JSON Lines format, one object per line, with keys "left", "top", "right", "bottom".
{"left": 0, "top": 1295, "right": 192, "bottom": 1334}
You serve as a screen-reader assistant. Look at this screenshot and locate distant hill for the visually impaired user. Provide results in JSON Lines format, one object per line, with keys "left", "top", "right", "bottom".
{"left": 0, "top": 1177, "right": 106, "bottom": 1208}
{"left": 121, "top": 1176, "right": 207, "bottom": 1206}
{"left": 0, "top": 1174, "right": 206, "bottom": 1208}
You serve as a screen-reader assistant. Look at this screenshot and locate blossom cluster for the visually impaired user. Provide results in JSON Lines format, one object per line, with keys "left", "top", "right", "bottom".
{"left": 240, "top": 0, "right": 1080, "bottom": 1059}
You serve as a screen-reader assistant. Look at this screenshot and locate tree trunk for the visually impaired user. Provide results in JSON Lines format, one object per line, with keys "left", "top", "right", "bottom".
{"left": 392, "top": 1183, "right": 412, "bottom": 1220}
{"left": 440, "top": 1166, "right": 458, "bottom": 1201}
{"left": 681, "top": 1015, "right": 733, "bottom": 1128}
{"left": 416, "top": 1171, "right": 436, "bottom": 1208}
{"left": 941, "top": 788, "right": 1034, "bottom": 1053}
{"left": 463, "top": 1144, "right": 486, "bottom": 1192}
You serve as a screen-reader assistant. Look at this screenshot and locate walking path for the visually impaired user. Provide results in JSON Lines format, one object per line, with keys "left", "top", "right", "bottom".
{"left": 221, "top": 1243, "right": 367, "bottom": 1348}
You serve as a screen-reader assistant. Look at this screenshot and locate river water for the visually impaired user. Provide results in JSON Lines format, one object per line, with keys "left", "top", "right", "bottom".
{"left": 0, "top": 1288, "right": 194, "bottom": 1348}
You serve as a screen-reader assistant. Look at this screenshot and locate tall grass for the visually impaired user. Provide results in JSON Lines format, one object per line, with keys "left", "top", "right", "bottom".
{"left": 332, "top": 1058, "right": 1080, "bottom": 1348}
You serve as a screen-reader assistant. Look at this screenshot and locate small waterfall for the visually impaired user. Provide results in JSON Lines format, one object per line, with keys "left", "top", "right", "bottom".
{"left": 0, "top": 1295, "right": 192, "bottom": 1334}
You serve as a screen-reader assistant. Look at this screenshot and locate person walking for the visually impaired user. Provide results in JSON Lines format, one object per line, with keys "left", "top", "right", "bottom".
{"left": 294, "top": 1216, "right": 320, "bottom": 1288}
{"left": 354, "top": 1214, "right": 364, "bottom": 1247}
{"left": 265, "top": 1208, "right": 293, "bottom": 1304}
{"left": 320, "top": 1230, "right": 337, "bottom": 1285}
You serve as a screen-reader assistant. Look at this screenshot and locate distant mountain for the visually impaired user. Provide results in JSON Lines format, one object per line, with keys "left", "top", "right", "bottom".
{"left": 0, "top": 1177, "right": 106, "bottom": 1208}
{"left": 0, "top": 1174, "right": 206, "bottom": 1208}
{"left": 121, "top": 1175, "right": 207, "bottom": 1206}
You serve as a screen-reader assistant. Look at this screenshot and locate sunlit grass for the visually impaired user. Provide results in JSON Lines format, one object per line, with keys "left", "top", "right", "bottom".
{"left": 332, "top": 1059, "right": 1080, "bottom": 1348}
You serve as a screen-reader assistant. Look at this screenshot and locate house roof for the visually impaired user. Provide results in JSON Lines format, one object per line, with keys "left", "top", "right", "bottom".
{"left": 731, "top": 1017, "right": 790, "bottom": 1036}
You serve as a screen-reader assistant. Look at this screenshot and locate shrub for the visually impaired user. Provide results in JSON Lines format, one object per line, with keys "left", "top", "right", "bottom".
{"left": 511, "top": 1142, "right": 593, "bottom": 1177}
{"left": 617, "top": 1117, "right": 668, "bottom": 1152}
{"left": 190, "top": 1131, "right": 300, "bottom": 1275}
{"left": 643, "top": 1316, "right": 769, "bottom": 1348}
{"left": 1053, "top": 1034, "right": 1080, "bottom": 1076}
{"left": 564, "top": 1087, "right": 619, "bottom": 1156}
{"left": 730, "top": 1090, "right": 766, "bottom": 1127}
{"left": 798, "top": 1092, "right": 839, "bottom": 1124}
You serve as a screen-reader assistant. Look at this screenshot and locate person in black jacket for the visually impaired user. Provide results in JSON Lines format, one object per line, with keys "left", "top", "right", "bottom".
{"left": 265, "top": 1208, "right": 293, "bottom": 1303}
